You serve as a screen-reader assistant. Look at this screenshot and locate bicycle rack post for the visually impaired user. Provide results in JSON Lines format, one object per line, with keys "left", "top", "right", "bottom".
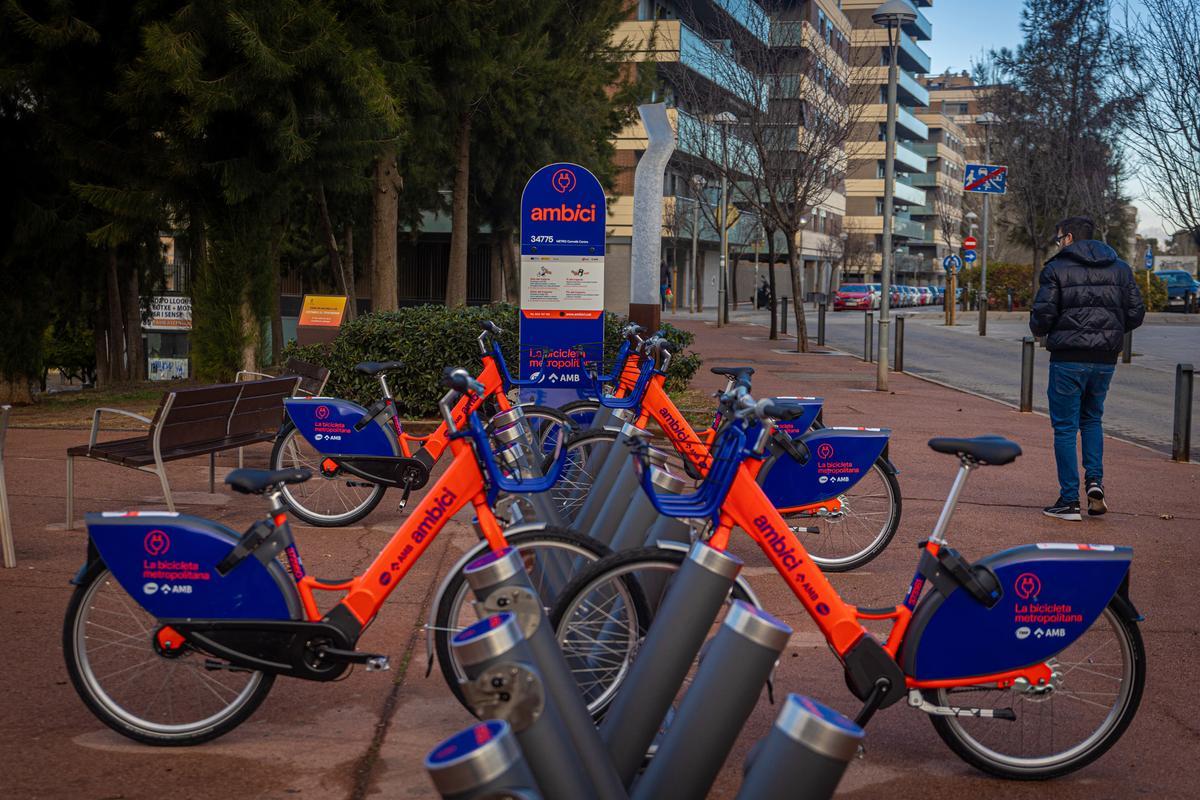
{"left": 631, "top": 601, "right": 792, "bottom": 800}
{"left": 574, "top": 422, "right": 643, "bottom": 533}
{"left": 1020, "top": 337, "right": 1035, "bottom": 412}
{"left": 894, "top": 316, "right": 905, "bottom": 373}
{"left": 780, "top": 297, "right": 789, "bottom": 336}
{"left": 1122, "top": 331, "right": 1133, "bottom": 364}
{"left": 424, "top": 719, "right": 541, "bottom": 800}
{"left": 464, "top": 549, "right": 627, "bottom": 800}
{"left": 608, "top": 466, "right": 687, "bottom": 552}
{"left": 643, "top": 514, "right": 694, "bottom": 547}
{"left": 1174, "top": 363, "right": 1194, "bottom": 463}
{"left": 453, "top": 613, "right": 595, "bottom": 800}
{"left": 736, "top": 694, "right": 864, "bottom": 800}
{"left": 817, "top": 302, "right": 827, "bottom": 346}
{"left": 599, "top": 542, "right": 743, "bottom": 787}
{"left": 864, "top": 312, "right": 874, "bottom": 363}
{"left": 585, "top": 436, "right": 660, "bottom": 546}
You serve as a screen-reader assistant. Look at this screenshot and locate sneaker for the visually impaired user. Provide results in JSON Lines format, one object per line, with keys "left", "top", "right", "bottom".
{"left": 1043, "top": 498, "right": 1082, "bottom": 521}
{"left": 1086, "top": 480, "right": 1107, "bottom": 516}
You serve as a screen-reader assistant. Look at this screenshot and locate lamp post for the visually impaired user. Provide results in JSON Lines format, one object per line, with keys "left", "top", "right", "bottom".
{"left": 715, "top": 111, "right": 737, "bottom": 328}
{"left": 690, "top": 174, "right": 705, "bottom": 313}
{"left": 871, "top": 0, "right": 917, "bottom": 392}
{"left": 975, "top": 111, "right": 998, "bottom": 336}
{"left": 835, "top": 230, "right": 849, "bottom": 299}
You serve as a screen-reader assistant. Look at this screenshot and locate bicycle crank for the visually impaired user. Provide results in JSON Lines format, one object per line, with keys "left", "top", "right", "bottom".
{"left": 907, "top": 689, "right": 1016, "bottom": 721}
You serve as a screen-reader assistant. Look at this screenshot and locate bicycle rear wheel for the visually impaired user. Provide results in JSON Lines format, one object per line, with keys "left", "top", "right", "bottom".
{"left": 270, "top": 422, "right": 386, "bottom": 526}
{"left": 64, "top": 567, "right": 274, "bottom": 745}
{"left": 547, "top": 429, "right": 619, "bottom": 524}
{"left": 927, "top": 597, "right": 1145, "bottom": 779}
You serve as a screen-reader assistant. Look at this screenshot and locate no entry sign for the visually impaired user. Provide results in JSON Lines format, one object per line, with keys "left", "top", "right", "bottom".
{"left": 963, "top": 236, "right": 977, "bottom": 250}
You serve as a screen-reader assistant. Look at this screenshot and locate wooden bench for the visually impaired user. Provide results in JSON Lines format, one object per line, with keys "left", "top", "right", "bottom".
{"left": 66, "top": 376, "right": 299, "bottom": 528}
{"left": 236, "top": 357, "right": 330, "bottom": 398}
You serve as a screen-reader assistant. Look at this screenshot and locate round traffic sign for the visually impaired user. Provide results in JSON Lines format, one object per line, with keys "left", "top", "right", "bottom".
{"left": 963, "top": 250, "right": 977, "bottom": 263}
{"left": 942, "top": 254, "right": 963, "bottom": 273}
{"left": 963, "top": 236, "right": 978, "bottom": 250}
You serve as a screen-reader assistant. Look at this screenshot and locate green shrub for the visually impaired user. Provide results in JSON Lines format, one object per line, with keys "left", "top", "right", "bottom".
{"left": 959, "top": 262, "right": 1034, "bottom": 308}
{"left": 282, "top": 303, "right": 701, "bottom": 417}
{"left": 1136, "top": 271, "right": 1168, "bottom": 312}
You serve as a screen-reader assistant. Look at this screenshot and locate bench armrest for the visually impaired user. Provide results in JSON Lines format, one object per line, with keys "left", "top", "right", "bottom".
{"left": 89, "top": 407, "right": 153, "bottom": 450}
{"left": 235, "top": 370, "right": 274, "bottom": 382}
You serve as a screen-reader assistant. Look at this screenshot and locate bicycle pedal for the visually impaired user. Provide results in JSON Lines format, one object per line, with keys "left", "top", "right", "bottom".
{"left": 365, "top": 656, "right": 390, "bottom": 672}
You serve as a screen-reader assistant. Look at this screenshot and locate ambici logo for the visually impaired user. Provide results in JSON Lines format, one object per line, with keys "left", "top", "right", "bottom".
{"left": 529, "top": 204, "right": 597, "bottom": 223}
{"left": 144, "top": 530, "right": 171, "bottom": 557}
{"left": 551, "top": 168, "right": 577, "bottom": 194}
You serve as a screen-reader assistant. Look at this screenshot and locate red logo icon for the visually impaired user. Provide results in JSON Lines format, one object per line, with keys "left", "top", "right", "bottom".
{"left": 816, "top": 443, "right": 835, "bottom": 460}
{"left": 315, "top": 405, "right": 330, "bottom": 420}
{"left": 551, "top": 168, "right": 576, "bottom": 194}
{"left": 1014, "top": 572, "right": 1041, "bottom": 600}
{"left": 144, "top": 530, "right": 171, "bottom": 557}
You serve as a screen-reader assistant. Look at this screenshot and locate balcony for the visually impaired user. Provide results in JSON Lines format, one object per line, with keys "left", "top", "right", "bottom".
{"left": 892, "top": 216, "right": 925, "bottom": 241}
{"left": 860, "top": 104, "right": 929, "bottom": 140}
{"left": 613, "top": 21, "right": 761, "bottom": 108}
{"left": 711, "top": 0, "right": 770, "bottom": 43}
{"left": 671, "top": 108, "right": 762, "bottom": 176}
{"left": 855, "top": 67, "right": 929, "bottom": 108}
{"left": 855, "top": 29, "right": 932, "bottom": 74}
{"left": 902, "top": 6, "right": 933, "bottom": 42}
{"left": 856, "top": 140, "right": 927, "bottom": 173}
{"left": 663, "top": 195, "right": 761, "bottom": 246}
{"left": 844, "top": 178, "right": 926, "bottom": 207}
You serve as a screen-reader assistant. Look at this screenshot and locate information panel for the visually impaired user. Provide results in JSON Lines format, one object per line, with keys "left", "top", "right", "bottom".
{"left": 519, "top": 164, "right": 605, "bottom": 406}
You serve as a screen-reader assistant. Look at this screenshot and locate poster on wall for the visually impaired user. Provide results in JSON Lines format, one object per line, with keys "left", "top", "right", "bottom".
{"left": 145, "top": 296, "right": 192, "bottom": 331}
{"left": 296, "top": 294, "right": 348, "bottom": 346}
{"left": 519, "top": 163, "right": 606, "bottom": 407}
{"left": 148, "top": 357, "right": 189, "bottom": 381}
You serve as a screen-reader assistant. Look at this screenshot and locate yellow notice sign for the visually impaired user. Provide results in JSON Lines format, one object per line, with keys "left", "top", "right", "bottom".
{"left": 298, "top": 295, "right": 347, "bottom": 327}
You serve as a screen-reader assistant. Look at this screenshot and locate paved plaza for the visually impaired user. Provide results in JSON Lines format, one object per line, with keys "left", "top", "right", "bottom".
{"left": 2, "top": 318, "right": 1198, "bottom": 799}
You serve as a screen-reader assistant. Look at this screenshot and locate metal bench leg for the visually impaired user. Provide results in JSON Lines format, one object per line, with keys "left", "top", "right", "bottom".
{"left": 154, "top": 461, "right": 176, "bottom": 513}
{"left": 209, "top": 452, "right": 216, "bottom": 494}
{"left": 66, "top": 454, "right": 75, "bottom": 531}
{"left": 1, "top": 464, "right": 13, "bottom": 568}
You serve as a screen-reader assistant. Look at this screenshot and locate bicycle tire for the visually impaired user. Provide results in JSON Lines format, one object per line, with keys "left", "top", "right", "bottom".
{"left": 64, "top": 567, "right": 275, "bottom": 745}
{"left": 434, "top": 528, "right": 612, "bottom": 711}
{"left": 927, "top": 596, "right": 1145, "bottom": 779}
{"left": 270, "top": 422, "right": 388, "bottom": 527}
{"left": 789, "top": 456, "right": 902, "bottom": 573}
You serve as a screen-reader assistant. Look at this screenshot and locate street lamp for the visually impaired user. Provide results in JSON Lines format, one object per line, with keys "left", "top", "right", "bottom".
{"left": 835, "top": 230, "right": 849, "bottom": 298}
{"left": 974, "top": 111, "right": 998, "bottom": 336}
{"left": 871, "top": 0, "right": 917, "bottom": 391}
{"left": 715, "top": 110, "right": 737, "bottom": 328}
{"left": 690, "top": 173, "right": 706, "bottom": 313}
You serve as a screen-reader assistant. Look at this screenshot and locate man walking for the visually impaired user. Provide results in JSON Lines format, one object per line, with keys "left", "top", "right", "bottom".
{"left": 1030, "top": 216, "right": 1145, "bottom": 521}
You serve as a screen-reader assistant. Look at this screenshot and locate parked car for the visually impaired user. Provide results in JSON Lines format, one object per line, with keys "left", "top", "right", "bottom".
{"left": 833, "top": 283, "right": 881, "bottom": 311}
{"left": 917, "top": 286, "right": 935, "bottom": 306}
{"left": 1155, "top": 269, "right": 1200, "bottom": 312}
{"left": 933, "top": 286, "right": 945, "bottom": 304}
{"left": 903, "top": 286, "right": 919, "bottom": 306}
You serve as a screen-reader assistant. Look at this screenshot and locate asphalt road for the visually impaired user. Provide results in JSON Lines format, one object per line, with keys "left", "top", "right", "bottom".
{"left": 812, "top": 307, "right": 1200, "bottom": 457}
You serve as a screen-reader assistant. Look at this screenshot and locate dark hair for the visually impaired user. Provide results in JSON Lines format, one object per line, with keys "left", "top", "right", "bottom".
{"left": 1056, "top": 216, "right": 1095, "bottom": 242}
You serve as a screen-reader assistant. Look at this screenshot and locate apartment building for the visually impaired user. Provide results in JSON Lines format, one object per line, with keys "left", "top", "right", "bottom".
{"left": 908, "top": 108, "right": 965, "bottom": 277}
{"left": 840, "top": 0, "right": 935, "bottom": 286}
{"left": 608, "top": 0, "right": 851, "bottom": 311}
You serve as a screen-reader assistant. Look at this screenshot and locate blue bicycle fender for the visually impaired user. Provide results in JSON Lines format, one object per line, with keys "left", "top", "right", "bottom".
{"left": 900, "top": 543, "right": 1133, "bottom": 681}
{"left": 285, "top": 397, "right": 398, "bottom": 458}
{"left": 759, "top": 427, "right": 889, "bottom": 509}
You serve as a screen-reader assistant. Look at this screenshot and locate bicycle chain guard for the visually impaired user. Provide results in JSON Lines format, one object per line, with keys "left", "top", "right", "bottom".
{"left": 460, "top": 662, "right": 545, "bottom": 732}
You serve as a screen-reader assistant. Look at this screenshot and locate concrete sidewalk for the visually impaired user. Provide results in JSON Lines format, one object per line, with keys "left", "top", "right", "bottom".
{"left": 1, "top": 319, "right": 1198, "bottom": 799}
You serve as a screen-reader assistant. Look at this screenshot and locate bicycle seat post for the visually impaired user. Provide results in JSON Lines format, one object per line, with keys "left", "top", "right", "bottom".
{"left": 929, "top": 460, "right": 974, "bottom": 545}
{"left": 377, "top": 374, "right": 393, "bottom": 401}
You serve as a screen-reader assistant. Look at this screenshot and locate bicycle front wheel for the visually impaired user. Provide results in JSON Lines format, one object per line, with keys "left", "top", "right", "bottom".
{"left": 928, "top": 597, "right": 1145, "bottom": 779}
{"left": 64, "top": 567, "right": 274, "bottom": 745}
{"left": 547, "top": 429, "right": 620, "bottom": 525}
{"left": 270, "top": 422, "right": 387, "bottom": 527}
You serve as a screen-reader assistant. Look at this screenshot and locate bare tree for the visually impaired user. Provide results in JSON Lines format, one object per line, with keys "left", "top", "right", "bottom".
{"left": 674, "top": 6, "right": 870, "bottom": 351}
{"left": 1123, "top": 0, "right": 1200, "bottom": 250}
{"left": 932, "top": 184, "right": 963, "bottom": 254}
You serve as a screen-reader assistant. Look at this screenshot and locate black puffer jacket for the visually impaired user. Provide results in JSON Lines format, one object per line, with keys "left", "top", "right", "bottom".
{"left": 1029, "top": 240, "right": 1145, "bottom": 363}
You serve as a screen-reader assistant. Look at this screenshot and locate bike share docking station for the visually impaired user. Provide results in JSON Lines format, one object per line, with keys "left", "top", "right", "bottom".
{"left": 424, "top": 544, "right": 863, "bottom": 800}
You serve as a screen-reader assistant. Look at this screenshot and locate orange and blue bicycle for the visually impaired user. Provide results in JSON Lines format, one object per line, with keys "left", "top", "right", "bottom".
{"left": 551, "top": 386, "right": 1145, "bottom": 779}
{"left": 63, "top": 369, "right": 611, "bottom": 744}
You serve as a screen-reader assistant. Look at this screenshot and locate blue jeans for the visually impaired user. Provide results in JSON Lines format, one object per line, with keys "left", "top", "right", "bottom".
{"left": 1047, "top": 361, "right": 1115, "bottom": 501}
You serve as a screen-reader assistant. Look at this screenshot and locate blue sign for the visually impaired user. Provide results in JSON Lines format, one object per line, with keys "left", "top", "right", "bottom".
{"left": 963, "top": 250, "right": 977, "bottom": 264}
{"left": 519, "top": 163, "right": 606, "bottom": 407}
{"left": 1144, "top": 246, "right": 1154, "bottom": 270}
{"left": 942, "top": 254, "right": 963, "bottom": 273}
{"left": 963, "top": 163, "right": 1008, "bottom": 194}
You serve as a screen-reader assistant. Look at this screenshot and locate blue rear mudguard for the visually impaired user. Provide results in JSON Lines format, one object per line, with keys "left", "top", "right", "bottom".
{"left": 758, "top": 426, "right": 890, "bottom": 510}
{"left": 900, "top": 543, "right": 1134, "bottom": 681}
{"left": 284, "top": 397, "right": 398, "bottom": 458}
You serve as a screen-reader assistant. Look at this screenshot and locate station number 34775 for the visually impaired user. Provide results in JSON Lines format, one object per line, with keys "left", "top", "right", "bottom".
{"left": 530, "top": 235, "right": 554, "bottom": 244}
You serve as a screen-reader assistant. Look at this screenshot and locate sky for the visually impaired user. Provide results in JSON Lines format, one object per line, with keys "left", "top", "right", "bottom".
{"left": 922, "top": 0, "right": 1168, "bottom": 239}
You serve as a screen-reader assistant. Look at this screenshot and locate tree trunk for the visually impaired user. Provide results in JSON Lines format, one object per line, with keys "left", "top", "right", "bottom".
{"left": 694, "top": 248, "right": 704, "bottom": 312}
{"left": 729, "top": 250, "right": 740, "bottom": 308}
{"left": 106, "top": 248, "right": 127, "bottom": 383}
{"left": 343, "top": 222, "right": 357, "bottom": 321}
{"left": 784, "top": 230, "right": 809, "bottom": 352}
{"left": 123, "top": 257, "right": 144, "bottom": 382}
{"left": 240, "top": 293, "right": 257, "bottom": 373}
{"left": 371, "top": 146, "right": 401, "bottom": 312}
{"left": 766, "top": 228, "right": 778, "bottom": 340}
{"left": 504, "top": 229, "right": 520, "bottom": 304}
{"left": 446, "top": 112, "right": 473, "bottom": 308}
{"left": 94, "top": 287, "right": 110, "bottom": 388}
{"left": 269, "top": 224, "right": 284, "bottom": 365}
{"left": 490, "top": 237, "right": 505, "bottom": 304}
{"left": 315, "top": 182, "right": 346, "bottom": 295}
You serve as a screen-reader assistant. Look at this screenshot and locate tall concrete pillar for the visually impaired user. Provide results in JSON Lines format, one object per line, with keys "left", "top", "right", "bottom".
{"left": 629, "top": 103, "right": 675, "bottom": 331}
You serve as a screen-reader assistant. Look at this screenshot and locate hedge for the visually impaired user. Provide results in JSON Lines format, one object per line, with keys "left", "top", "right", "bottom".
{"left": 281, "top": 303, "right": 702, "bottom": 417}
{"left": 957, "top": 262, "right": 1166, "bottom": 312}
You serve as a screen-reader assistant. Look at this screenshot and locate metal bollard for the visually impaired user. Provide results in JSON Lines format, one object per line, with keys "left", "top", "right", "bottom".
{"left": 1020, "top": 337, "right": 1035, "bottom": 412}
{"left": 464, "top": 549, "right": 627, "bottom": 800}
{"left": 864, "top": 312, "right": 874, "bottom": 363}
{"left": 1174, "top": 363, "right": 1194, "bottom": 463}
{"left": 643, "top": 514, "right": 694, "bottom": 547}
{"left": 599, "top": 542, "right": 743, "bottom": 787}
{"left": 894, "top": 316, "right": 905, "bottom": 373}
{"left": 817, "top": 302, "right": 826, "bottom": 346}
{"left": 736, "top": 695, "right": 864, "bottom": 800}
{"left": 1122, "top": 331, "right": 1132, "bottom": 364}
{"left": 630, "top": 602, "right": 792, "bottom": 800}
{"left": 453, "top": 614, "right": 595, "bottom": 800}
{"left": 574, "top": 423, "right": 642, "bottom": 533}
{"left": 780, "top": 297, "right": 789, "bottom": 335}
{"left": 609, "top": 466, "right": 687, "bottom": 552}
{"left": 425, "top": 719, "right": 542, "bottom": 800}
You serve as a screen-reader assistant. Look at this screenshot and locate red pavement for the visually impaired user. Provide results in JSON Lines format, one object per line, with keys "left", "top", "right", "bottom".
{"left": 1, "top": 317, "right": 1198, "bottom": 799}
